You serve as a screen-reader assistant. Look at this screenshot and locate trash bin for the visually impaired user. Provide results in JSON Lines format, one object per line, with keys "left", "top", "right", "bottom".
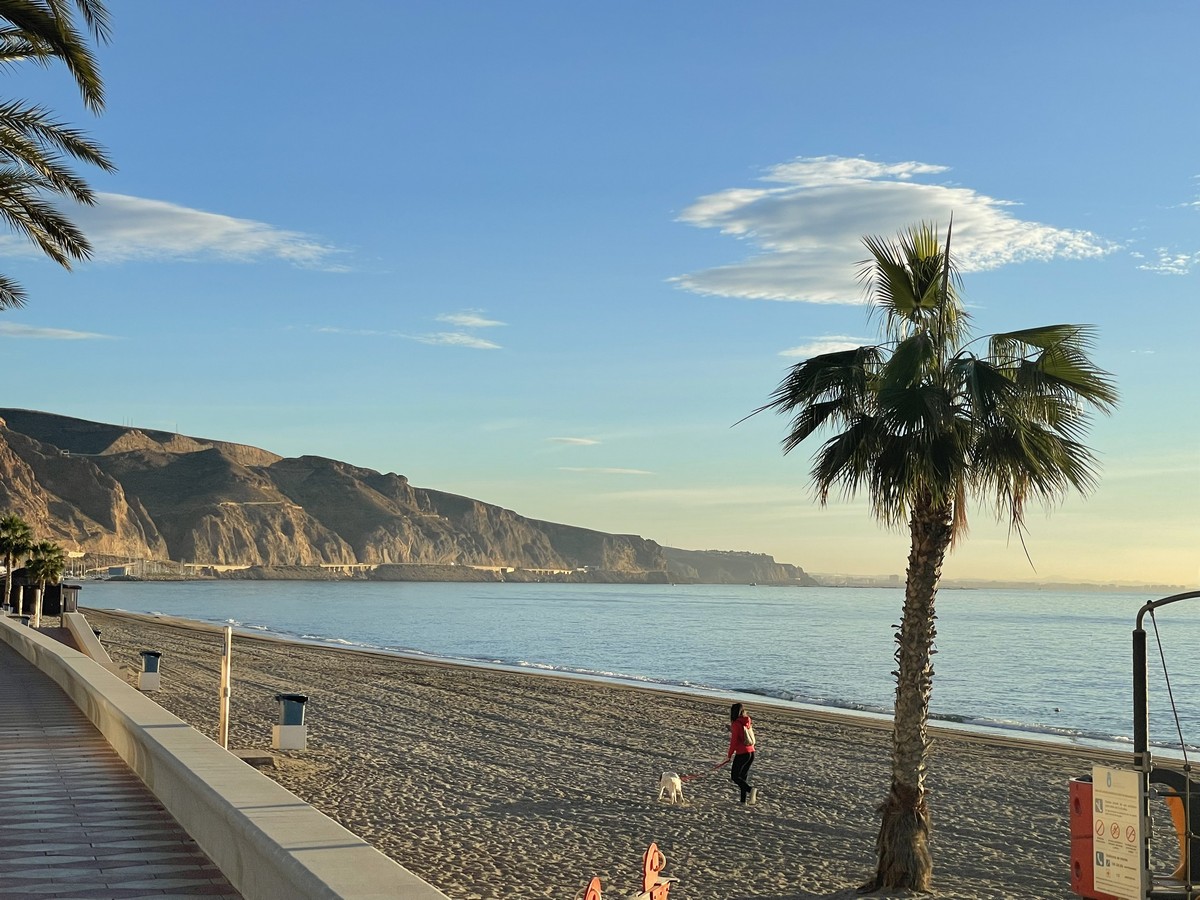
{"left": 275, "top": 693, "right": 308, "bottom": 726}
{"left": 272, "top": 693, "right": 309, "bottom": 750}
{"left": 16, "top": 615, "right": 30, "bottom": 626}
{"left": 138, "top": 650, "right": 162, "bottom": 691}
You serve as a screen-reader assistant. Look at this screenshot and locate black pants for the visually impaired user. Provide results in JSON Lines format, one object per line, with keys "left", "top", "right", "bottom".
{"left": 730, "top": 752, "right": 754, "bottom": 802}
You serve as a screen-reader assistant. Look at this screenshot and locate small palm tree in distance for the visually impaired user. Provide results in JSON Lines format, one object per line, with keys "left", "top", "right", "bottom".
{"left": 0, "top": 512, "right": 33, "bottom": 610}
{"left": 25, "top": 538, "right": 65, "bottom": 623}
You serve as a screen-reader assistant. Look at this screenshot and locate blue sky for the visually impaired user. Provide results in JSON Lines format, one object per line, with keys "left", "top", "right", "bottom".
{"left": 1, "top": 2, "right": 1197, "bottom": 585}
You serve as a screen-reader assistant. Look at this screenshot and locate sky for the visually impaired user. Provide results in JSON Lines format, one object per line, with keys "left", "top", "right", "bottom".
{"left": 1, "top": 1, "right": 1197, "bottom": 586}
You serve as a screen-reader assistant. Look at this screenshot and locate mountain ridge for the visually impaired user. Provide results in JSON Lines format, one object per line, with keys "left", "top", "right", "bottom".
{"left": 0, "top": 409, "right": 814, "bottom": 585}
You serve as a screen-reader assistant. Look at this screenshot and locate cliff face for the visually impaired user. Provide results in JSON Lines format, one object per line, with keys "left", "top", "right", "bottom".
{"left": 664, "top": 547, "right": 817, "bottom": 585}
{"left": 0, "top": 425, "right": 168, "bottom": 559}
{"left": 0, "top": 409, "right": 666, "bottom": 574}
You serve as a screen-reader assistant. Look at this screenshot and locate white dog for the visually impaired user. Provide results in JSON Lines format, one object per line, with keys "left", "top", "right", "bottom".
{"left": 657, "top": 772, "right": 684, "bottom": 804}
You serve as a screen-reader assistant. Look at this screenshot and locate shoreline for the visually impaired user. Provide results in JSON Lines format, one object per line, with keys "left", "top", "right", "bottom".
{"left": 80, "top": 608, "right": 1134, "bottom": 899}
{"left": 86, "top": 607, "right": 1146, "bottom": 762}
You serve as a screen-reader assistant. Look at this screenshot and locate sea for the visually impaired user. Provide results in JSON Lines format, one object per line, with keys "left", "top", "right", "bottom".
{"left": 79, "top": 580, "right": 1200, "bottom": 758}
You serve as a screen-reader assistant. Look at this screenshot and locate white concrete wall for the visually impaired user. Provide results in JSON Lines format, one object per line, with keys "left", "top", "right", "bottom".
{"left": 0, "top": 615, "right": 449, "bottom": 900}
{"left": 62, "top": 610, "right": 121, "bottom": 674}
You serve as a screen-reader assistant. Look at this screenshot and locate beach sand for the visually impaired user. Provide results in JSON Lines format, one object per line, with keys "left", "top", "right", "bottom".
{"left": 82, "top": 609, "right": 1125, "bottom": 899}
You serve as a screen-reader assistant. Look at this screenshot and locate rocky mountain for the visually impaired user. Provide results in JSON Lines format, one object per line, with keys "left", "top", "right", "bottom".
{"left": 0, "top": 409, "right": 813, "bottom": 584}
{"left": 663, "top": 547, "right": 818, "bottom": 585}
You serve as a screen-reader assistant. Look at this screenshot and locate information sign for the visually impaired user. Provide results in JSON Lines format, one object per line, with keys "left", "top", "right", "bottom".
{"left": 1092, "top": 765, "right": 1146, "bottom": 900}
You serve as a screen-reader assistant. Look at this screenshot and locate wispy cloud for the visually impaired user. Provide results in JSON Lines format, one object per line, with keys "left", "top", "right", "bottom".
{"left": 674, "top": 156, "right": 1117, "bottom": 303}
{"left": 411, "top": 332, "right": 501, "bottom": 349}
{"left": 312, "top": 326, "right": 384, "bottom": 336}
{"left": 1137, "top": 248, "right": 1200, "bottom": 275}
{"left": 309, "top": 326, "right": 501, "bottom": 349}
{"left": 779, "top": 335, "right": 871, "bottom": 358}
{"left": 549, "top": 437, "right": 600, "bottom": 445}
{"left": 559, "top": 467, "right": 653, "bottom": 475}
{"left": 0, "top": 322, "right": 112, "bottom": 340}
{"left": 437, "top": 310, "right": 505, "bottom": 328}
{"left": 0, "top": 193, "right": 346, "bottom": 270}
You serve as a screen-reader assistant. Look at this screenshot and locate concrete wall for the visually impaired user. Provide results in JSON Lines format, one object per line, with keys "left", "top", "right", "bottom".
{"left": 0, "top": 615, "right": 449, "bottom": 900}
{"left": 62, "top": 610, "right": 121, "bottom": 674}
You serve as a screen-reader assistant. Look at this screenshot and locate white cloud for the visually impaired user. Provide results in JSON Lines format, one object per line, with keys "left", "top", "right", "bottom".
{"left": 1137, "top": 248, "right": 1199, "bottom": 275}
{"left": 310, "top": 326, "right": 501, "bottom": 349}
{"left": 437, "top": 310, "right": 505, "bottom": 328}
{"left": 0, "top": 322, "right": 112, "bottom": 339}
{"left": 0, "top": 193, "right": 345, "bottom": 270}
{"left": 549, "top": 437, "right": 600, "bottom": 445}
{"left": 674, "top": 155, "right": 1117, "bottom": 303}
{"left": 779, "top": 335, "right": 870, "bottom": 358}
{"left": 311, "top": 326, "right": 387, "bottom": 336}
{"left": 411, "top": 332, "right": 501, "bottom": 349}
{"left": 558, "top": 467, "right": 653, "bottom": 475}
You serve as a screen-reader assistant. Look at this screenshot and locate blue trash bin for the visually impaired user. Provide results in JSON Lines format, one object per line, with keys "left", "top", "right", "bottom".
{"left": 139, "top": 650, "right": 161, "bottom": 673}
{"left": 275, "top": 693, "right": 308, "bottom": 726}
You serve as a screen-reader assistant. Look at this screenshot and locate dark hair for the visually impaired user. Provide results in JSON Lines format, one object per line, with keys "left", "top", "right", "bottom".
{"left": 730, "top": 702, "right": 744, "bottom": 722}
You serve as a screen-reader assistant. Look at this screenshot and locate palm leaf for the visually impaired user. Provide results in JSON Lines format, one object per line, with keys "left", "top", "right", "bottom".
{"left": 0, "top": 0, "right": 107, "bottom": 111}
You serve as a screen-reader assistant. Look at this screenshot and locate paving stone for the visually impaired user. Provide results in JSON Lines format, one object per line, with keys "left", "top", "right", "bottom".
{"left": 0, "top": 641, "right": 242, "bottom": 898}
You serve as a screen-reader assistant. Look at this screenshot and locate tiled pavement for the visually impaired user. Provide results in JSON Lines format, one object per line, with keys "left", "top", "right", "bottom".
{"left": 0, "top": 638, "right": 242, "bottom": 899}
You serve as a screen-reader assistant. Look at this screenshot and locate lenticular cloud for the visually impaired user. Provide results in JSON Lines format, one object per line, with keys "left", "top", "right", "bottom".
{"left": 673, "top": 155, "right": 1116, "bottom": 303}
{"left": 0, "top": 193, "right": 343, "bottom": 270}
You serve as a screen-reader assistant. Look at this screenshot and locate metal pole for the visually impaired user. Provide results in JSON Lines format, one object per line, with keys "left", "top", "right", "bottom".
{"left": 1133, "top": 626, "right": 1149, "bottom": 770}
{"left": 218, "top": 626, "right": 232, "bottom": 750}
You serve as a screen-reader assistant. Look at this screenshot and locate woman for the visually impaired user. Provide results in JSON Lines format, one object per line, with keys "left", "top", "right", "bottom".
{"left": 726, "top": 702, "right": 757, "bottom": 804}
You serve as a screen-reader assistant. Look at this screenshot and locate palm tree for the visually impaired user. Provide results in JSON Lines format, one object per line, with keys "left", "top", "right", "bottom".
{"left": 0, "top": 512, "right": 33, "bottom": 609}
{"left": 754, "top": 222, "right": 1118, "bottom": 890}
{"left": 26, "top": 538, "right": 64, "bottom": 582}
{"left": 25, "top": 538, "right": 64, "bottom": 623}
{"left": 0, "top": 0, "right": 114, "bottom": 309}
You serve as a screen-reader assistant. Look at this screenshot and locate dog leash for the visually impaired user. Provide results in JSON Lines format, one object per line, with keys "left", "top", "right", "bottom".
{"left": 681, "top": 757, "right": 730, "bottom": 782}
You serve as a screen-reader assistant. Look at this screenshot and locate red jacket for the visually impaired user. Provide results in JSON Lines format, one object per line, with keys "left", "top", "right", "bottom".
{"left": 727, "top": 714, "right": 755, "bottom": 756}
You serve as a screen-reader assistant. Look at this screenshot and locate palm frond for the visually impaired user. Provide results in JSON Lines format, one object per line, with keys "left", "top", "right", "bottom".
{"left": 0, "top": 166, "right": 92, "bottom": 264}
{"left": 752, "top": 346, "right": 881, "bottom": 417}
{"left": 811, "top": 415, "right": 885, "bottom": 505}
{"left": 759, "top": 220, "right": 1119, "bottom": 557}
{"left": 949, "top": 357, "right": 1015, "bottom": 420}
{"left": 49, "top": 0, "right": 110, "bottom": 43}
{"left": 0, "top": 0, "right": 107, "bottom": 111}
{"left": 861, "top": 222, "right": 969, "bottom": 350}
{"left": 0, "top": 270, "right": 27, "bottom": 308}
{"left": 0, "top": 99, "right": 115, "bottom": 172}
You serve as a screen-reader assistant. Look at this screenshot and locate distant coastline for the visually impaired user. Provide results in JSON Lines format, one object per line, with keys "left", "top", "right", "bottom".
{"left": 95, "top": 562, "right": 1182, "bottom": 594}
{"left": 104, "top": 562, "right": 812, "bottom": 587}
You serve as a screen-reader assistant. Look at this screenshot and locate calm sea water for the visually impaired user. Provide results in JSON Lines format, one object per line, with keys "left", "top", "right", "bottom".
{"left": 80, "top": 581, "right": 1200, "bottom": 756}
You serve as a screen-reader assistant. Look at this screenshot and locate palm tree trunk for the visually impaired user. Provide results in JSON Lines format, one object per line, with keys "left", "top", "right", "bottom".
{"left": 866, "top": 500, "right": 952, "bottom": 891}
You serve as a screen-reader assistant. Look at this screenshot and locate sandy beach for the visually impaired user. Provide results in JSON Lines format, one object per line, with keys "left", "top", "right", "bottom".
{"left": 82, "top": 608, "right": 1120, "bottom": 899}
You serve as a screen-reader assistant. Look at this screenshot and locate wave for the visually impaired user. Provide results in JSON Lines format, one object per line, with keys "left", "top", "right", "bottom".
{"left": 96, "top": 601, "right": 1199, "bottom": 758}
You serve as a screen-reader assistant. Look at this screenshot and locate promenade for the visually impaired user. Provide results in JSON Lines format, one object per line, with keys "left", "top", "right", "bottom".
{"left": 0, "top": 636, "right": 241, "bottom": 899}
